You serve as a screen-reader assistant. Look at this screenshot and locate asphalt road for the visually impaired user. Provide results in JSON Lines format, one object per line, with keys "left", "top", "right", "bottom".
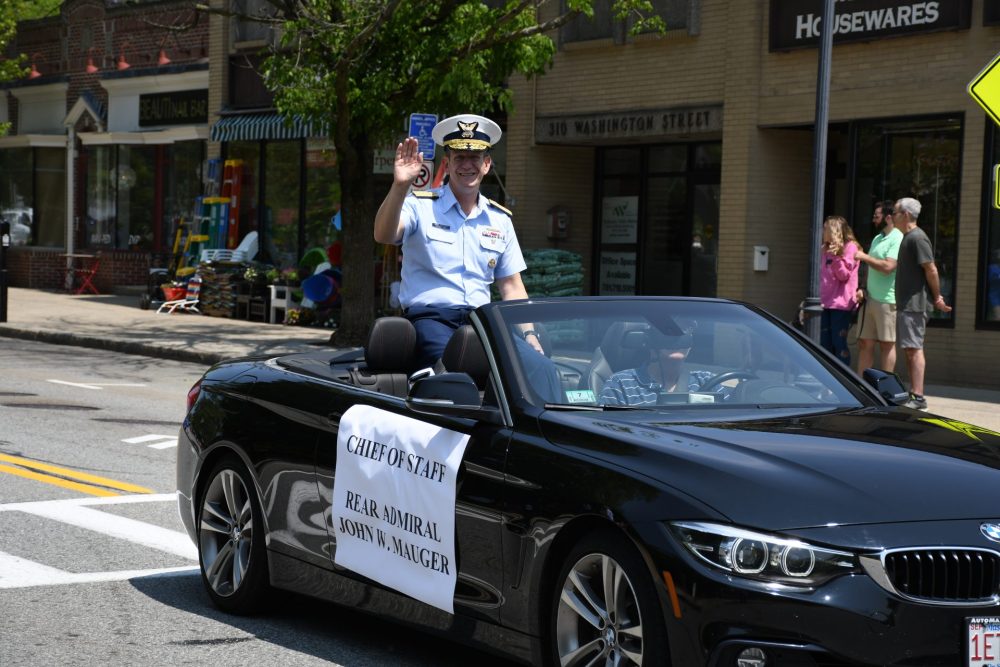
{"left": 0, "top": 340, "right": 517, "bottom": 667}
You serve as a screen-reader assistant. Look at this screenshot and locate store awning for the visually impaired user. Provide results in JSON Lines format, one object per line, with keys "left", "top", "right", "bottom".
{"left": 210, "top": 113, "right": 327, "bottom": 142}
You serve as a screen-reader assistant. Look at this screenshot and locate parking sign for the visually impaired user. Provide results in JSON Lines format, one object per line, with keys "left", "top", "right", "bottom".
{"left": 409, "top": 113, "right": 438, "bottom": 161}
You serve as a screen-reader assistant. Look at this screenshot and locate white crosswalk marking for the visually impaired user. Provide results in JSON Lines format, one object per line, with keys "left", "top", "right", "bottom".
{"left": 122, "top": 434, "right": 178, "bottom": 449}
{"left": 0, "top": 493, "right": 198, "bottom": 589}
{"left": 47, "top": 380, "right": 148, "bottom": 391}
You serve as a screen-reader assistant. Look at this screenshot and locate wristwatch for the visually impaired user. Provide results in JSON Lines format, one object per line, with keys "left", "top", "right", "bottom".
{"left": 522, "top": 329, "right": 539, "bottom": 339}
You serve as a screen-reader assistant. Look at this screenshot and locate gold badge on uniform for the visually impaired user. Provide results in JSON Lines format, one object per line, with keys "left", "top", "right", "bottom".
{"left": 488, "top": 258, "right": 497, "bottom": 268}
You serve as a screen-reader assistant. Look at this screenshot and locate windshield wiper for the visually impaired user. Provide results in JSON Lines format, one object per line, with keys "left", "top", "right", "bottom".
{"left": 543, "top": 403, "right": 646, "bottom": 411}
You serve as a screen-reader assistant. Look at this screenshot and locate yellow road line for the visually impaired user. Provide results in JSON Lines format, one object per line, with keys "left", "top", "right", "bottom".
{"left": 0, "top": 453, "right": 153, "bottom": 495}
{"left": 0, "top": 464, "right": 120, "bottom": 497}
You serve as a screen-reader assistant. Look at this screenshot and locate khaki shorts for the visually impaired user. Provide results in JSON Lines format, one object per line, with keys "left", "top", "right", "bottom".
{"left": 859, "top": 299, "right": 896, "bottom": 342}
{"left": 897, "top": 310, "right": 928, "bottom": 349}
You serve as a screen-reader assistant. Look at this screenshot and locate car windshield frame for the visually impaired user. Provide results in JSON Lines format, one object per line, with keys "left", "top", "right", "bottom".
{"left": 478, "top": 297, "right": 877, "bottom": 415}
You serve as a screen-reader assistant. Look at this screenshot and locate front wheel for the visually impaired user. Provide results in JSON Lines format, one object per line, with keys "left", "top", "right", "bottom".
{"left": 551, "top": 529, "right": 670, "bottom": 666}
{"left": 197, "top": 456, "right": 271, "bottom": 614}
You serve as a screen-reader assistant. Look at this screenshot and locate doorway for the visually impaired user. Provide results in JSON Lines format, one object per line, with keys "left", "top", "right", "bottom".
{"left": 594, "top": 141, "right": 722, "bottom": 296}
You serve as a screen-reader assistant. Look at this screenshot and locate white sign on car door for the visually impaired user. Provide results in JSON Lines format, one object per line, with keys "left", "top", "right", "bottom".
{"left": 332, "top": 405, "right": 470, "bottom": 613}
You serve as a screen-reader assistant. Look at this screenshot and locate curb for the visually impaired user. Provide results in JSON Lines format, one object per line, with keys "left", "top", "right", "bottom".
{"left": 0, "top": 326, "right": 225, "bottom": 366}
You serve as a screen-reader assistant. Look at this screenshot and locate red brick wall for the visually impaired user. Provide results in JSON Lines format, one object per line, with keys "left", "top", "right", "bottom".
{"left": 7, "top": 247, "right": 155, "bottom": 290}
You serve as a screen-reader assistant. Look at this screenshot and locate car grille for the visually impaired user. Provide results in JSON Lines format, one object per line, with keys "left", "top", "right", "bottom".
{"left": 884, "top": 549, "right": 1000, "bottom": 603}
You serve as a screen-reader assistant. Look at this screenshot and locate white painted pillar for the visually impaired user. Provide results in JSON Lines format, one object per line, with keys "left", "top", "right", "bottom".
{"left": 64, "top": 126, "right": 75, "bottom": 289}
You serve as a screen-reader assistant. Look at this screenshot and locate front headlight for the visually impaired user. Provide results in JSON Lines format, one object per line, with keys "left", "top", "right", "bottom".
{"left": 669, "top": 521, "right": 859, "bottom": 587}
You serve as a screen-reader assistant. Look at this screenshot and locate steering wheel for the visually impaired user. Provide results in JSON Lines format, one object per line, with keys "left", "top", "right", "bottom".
{"left": 699, "top": 370, "right": 758, "bottom": 392}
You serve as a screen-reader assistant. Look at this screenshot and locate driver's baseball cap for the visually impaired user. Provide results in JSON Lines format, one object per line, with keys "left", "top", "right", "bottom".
{"left": 648, "top": 318, "right": 696, "bottom": 350}
{"left": 432, "top": 114, "right": 501, "bottom": 152}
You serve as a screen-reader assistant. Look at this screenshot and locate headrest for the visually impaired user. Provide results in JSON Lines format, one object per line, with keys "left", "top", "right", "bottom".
{"left": 599, "top": 321, "right": 651, "bottom": 372}
{"left": 441, "top": 325, "right": 490, "bottom": 389}
{"left": 365, "top": 317, "right": 417, "bottom": 372}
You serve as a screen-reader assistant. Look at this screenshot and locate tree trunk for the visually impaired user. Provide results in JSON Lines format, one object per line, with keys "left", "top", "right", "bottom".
{"left": 329, "top": 132, "right": 375, "bottom": 347}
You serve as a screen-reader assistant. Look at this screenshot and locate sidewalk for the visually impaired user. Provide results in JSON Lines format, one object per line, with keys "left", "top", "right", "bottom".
{"left": 0, "top": 287, "right": 338, "bottom": 366}
{"left": 1, "top": 288, "right": 998, "bottom": 431}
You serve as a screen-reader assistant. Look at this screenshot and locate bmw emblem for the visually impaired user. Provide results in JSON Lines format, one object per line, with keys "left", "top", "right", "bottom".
{"left": 981, "top": 523, "right": 1000, "bottom": 543}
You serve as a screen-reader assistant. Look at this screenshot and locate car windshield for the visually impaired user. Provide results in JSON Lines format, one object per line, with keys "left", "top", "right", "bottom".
{"left": 488, "top": 298, "right": 868, "bottom": 412}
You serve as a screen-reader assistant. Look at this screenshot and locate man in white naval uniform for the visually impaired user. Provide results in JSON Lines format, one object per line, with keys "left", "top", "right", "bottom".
{"left": 374, "top": 114, "right": 545, "bottom": 369}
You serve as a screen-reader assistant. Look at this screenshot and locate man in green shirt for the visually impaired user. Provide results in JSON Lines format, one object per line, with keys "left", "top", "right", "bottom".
{"left": 855, "top": 200, "right": 903, "bottom": 374}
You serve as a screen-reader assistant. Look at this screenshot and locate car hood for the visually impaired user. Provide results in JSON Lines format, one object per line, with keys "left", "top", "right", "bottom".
{"left": 538, "top": 407, "right": 1000, "bottom": 530}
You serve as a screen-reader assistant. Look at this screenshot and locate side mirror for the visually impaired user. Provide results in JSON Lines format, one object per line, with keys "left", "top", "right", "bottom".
{"left": 406, "top": 372, "right": 501, "bottom": 423}
{"left": 862, "top": 368, "right": 910, "bottom": 406}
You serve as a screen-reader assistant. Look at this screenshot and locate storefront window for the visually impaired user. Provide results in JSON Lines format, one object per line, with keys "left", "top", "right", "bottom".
{"left": 164, "top": 141, "right": 206, "bottom": 238}
{"left": 0, "top": 147, "right": 65, "bottom": 247}
{"left": 34, "top": 148, "right": 66, "bottom": 247}
{"left": 226, "top": 141, "right": 261, "bottom": 249}
{"left": 0, "top": 147, "right": 35, "bottom": 246}
{"left": 86, "top": 145, "right": 116, "bottom": 247}
{"left": 116, "top": 145, "right": 155, "bottom": 250}
{"left": 85, "top": 144, "right": 172, "bottom": 251}
{"left": 305, "top": 138, "right": 340, "bottom": 264}
{"left": 597, "top": 147, "right": 641, "bottom": 295}
{"left": 264, "top": 140, "right": 301, "bottom": 267}
{"left": 980, "top": 123, "right": 1000, "bottom": 326}
{"left": 852, "top": 117, "right": 960, "bottom": 323}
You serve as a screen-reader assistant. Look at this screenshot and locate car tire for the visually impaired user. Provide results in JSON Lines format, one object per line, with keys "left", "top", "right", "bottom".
{"left": 550, "top": 529, "right": 669, "bottom": 666}
{"left": 196, "top": 456, "right": 271, "bottom": 614}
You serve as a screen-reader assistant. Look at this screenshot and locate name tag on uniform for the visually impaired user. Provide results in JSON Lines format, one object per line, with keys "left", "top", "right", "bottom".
{"left": 480, "top": 227, "right": 505, "bottom": 252}
{"left": 432, "top": 223, "right": 451, "bottom": 230}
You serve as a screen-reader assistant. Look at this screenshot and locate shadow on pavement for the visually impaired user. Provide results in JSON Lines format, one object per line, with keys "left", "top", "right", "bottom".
{"left": 129, "top": 571, "right": 519, "bottom": 666}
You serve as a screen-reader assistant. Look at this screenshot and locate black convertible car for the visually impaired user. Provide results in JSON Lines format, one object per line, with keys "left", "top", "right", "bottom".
{"left": 177, "top": 297, "right": 1000, "bottom": 666}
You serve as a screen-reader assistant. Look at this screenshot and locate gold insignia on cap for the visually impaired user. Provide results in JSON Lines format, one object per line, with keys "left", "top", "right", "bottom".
{"left": 458, "top": 121, "right": 478, "bottom": 138}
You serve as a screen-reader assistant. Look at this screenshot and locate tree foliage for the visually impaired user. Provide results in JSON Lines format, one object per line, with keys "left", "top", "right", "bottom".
{"left": 224, "top": 0, "right": 663, "bottom": 344}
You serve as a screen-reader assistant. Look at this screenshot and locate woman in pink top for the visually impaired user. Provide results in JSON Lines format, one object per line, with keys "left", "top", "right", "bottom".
{"left": 820, "top": 216, "right": 861, "bottom": 365}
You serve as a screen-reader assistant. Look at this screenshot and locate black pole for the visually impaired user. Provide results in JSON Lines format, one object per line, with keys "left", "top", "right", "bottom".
{"left": 805, "top": 0, "right": 836, "bottom": 342}
{"left": 0, "top": 219, "right": 9, "bottom": 323}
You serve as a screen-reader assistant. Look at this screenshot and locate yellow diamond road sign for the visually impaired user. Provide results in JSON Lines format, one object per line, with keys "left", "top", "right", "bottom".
{"left": 969, "top": 52, "right": 1000, "bottom": 127}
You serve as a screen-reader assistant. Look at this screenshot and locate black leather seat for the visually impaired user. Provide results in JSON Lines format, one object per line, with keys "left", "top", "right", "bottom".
{"left": 440, "top": 325, "right": 490, "bottom": 390}
{"left": 349, "top": 317, "right": 417, "bottom": 397}
{"left": 581, "top": 321, "right": 651, "bottom": 396}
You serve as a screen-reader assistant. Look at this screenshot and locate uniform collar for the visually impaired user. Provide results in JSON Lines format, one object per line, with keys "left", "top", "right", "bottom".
{"left": 440, "top": 184, "right": 485, "bottom": 220}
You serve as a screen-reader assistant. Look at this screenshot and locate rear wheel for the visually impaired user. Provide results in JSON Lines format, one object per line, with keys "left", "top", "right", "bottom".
{"left": 551, "top": 530, "right": 669, "bottom": 666}
{"left": 197, "top": 456, "right": 270, "bottom": 613}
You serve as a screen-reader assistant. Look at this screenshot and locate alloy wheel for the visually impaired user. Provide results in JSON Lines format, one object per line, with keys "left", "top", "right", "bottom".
{"left": 199, "top": 467, "right": 254, "bottom": 597}
{"left": 555, "top": 552, "right": 645, "bottom": 666}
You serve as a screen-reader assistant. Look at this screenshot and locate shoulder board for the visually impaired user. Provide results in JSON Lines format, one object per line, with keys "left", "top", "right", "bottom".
{"left": 487, "top": 198, "right": 512, "bottom": 217}
{"left": 412, "top": 190, "right": 439, "bottom": 199}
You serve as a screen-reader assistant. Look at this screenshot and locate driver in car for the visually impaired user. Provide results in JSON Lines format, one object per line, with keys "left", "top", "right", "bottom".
{"left": 599, "top": 325, "right": 733, "bottom": 407}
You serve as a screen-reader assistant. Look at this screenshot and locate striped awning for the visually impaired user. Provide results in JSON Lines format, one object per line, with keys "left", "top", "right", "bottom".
{"left": 210, "top": 113, "right": 327, "bottom": 142}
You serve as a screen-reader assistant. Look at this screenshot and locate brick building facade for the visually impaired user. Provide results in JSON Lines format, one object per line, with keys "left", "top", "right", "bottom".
{"left": 503, "top": 0, "right": 1000, "bottom": 389}
{"left": 1, "top": 0, "right": 210, "bottom": 291}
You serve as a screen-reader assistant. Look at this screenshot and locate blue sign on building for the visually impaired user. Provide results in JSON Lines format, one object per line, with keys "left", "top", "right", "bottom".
{"left": 409, "top": 113, "right": 438, "bottom": 160}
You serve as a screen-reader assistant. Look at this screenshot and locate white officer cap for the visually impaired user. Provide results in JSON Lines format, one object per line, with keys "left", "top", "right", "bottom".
{"left": 431, "top": 114, "right": 501, "bottom": 151}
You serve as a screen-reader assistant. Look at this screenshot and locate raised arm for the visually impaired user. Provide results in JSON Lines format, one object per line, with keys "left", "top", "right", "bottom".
{"left": 374, "top": 137, "right": 424, "bottom": 245}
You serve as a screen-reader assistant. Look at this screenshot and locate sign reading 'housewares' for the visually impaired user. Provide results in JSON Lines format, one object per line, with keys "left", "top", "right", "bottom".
{"left": 138, "top": 90, "right": 208, "bottom": 127}
{"left": 769, "top": 0, "right": 972, "bottom": 52}
{"left": 535, "top": 106, "right": 722, "bottom": 145}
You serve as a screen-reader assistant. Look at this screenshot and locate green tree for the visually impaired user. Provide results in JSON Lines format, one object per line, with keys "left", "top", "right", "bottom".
{"left": 232, "top": 0, "right": 663, "bottom": 344}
